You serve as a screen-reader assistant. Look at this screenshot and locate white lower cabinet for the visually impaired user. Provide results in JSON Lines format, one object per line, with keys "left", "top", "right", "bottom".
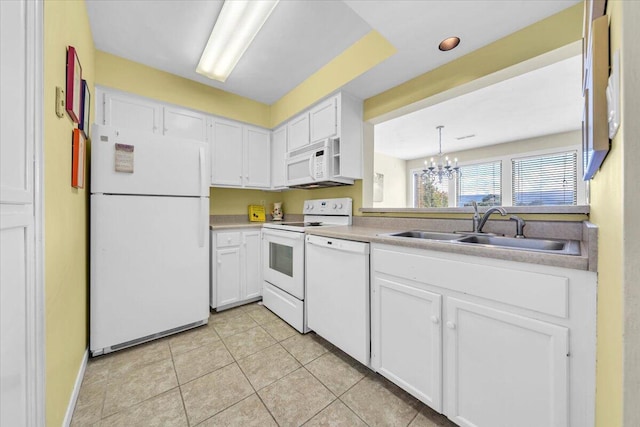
{"left": 445, "top": 298, "right": 568, "bottom": 427}
{"left": 371, "top": 243, "right": 596, "bottom": 427}
{"left": 210, "top": 229, "right": 262, "bottom": 309}
{"left": 371, "top": 277, "right": 442, "bottom": 411}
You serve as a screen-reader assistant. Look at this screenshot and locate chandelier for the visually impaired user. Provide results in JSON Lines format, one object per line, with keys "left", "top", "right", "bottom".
{"left": 422, "top": 125, "right": 460, "bottom": 183}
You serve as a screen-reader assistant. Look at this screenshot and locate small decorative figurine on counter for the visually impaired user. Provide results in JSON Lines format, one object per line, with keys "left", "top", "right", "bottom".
{"left": 271, "top": 202, "right": 283, "bottom": 221}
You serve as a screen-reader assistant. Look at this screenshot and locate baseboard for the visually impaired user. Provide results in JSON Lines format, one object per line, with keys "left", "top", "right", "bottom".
{"left": 62, "top": 348, "right": 88, "bottom": 427}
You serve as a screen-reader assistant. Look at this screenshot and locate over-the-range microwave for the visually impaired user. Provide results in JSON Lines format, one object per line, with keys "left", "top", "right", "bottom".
{"left": 285, "top": 138, "right": 354, "bottom": 189}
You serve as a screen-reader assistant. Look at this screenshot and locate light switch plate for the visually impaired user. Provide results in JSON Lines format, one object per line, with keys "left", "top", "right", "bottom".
{"left": 55, "top": 86, "right": 65, "bottom": 118}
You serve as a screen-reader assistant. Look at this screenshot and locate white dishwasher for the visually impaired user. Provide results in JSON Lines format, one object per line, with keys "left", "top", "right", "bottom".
{"left": 305, "top": 234, "right": 370, "bottom": 366}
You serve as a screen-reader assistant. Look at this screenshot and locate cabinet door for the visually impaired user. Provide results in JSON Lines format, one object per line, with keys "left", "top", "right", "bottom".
{"left": 244, "top": 126, "right": 270, "bottom": 188}
{"left": 163, "top": 107, "right": 206, "bottom": 141}
{"left": 271, "top": 126, "right": 287, "bottom": 189}
{"left": 210, "top": 118, "right": 243, "bottom": 186}
{"left": 310, "top": 97, "right": 337, "bottom": 142}
{"left": 103, "top": 92, "right": 161, "bottom": 134}
{"left": 242, "top": 231, "right": 262, "bottom": 300}
{"left": 371, "top": 277, "right": 442, "bottom": 412}
{"left": 216, "top": 247, "right": 242, "bottom": 307}
{"left": 445, "top": 298, "right": 568, "bottom": 427}
{"left": 287, "top": 113, "right": 310, "bottom": 152}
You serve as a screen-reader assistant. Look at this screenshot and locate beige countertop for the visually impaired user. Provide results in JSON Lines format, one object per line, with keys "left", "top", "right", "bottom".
{"left": 305, "top": 225, "right": 592, "bottom": 272}
{"left": 209, "top": 219, "right": 595, "bottom": 272}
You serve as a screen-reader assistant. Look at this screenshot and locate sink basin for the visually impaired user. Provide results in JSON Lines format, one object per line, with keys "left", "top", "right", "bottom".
{"left": 379, "top": 230, "right": 581, "bottom": 256}
{"left": 457, "top": 235, "right": 581, "bottom": 255}
{"left": 384, "top": 231, "right": 462, "bottom": 241}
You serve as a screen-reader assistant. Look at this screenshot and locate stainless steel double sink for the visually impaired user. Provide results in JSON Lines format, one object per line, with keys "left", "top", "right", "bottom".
{"left": 380, "top": 230, "right": 581, "bottom": 256}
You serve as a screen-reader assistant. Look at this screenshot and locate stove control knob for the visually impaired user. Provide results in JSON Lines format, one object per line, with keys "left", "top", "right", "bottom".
{"left": 307, "top": 204, "right": 313, "bottom": 210}
{"left": 332, "top": 204, "right": 337, "bottom": 209}
{"left": 337, "top": 203, "right": 343, "bottom": 209}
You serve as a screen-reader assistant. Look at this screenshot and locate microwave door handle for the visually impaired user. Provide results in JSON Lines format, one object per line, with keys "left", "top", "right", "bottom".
{"left": 308, "top": 156, "right": 316, "bottom": 181}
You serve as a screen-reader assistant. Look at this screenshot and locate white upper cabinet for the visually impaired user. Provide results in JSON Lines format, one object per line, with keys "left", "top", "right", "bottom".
{"left": 283, "top": 92, "right": 363, "bottom": 179}
{"left": 287, "top": 113, "right": 310, "bottom": 152}
{"left": 101, "top": 90, "right": 161, "bottom": 134}
{"left": 209, "top": 118, "right": 270, "bottom": 189}
{"left": 271, "top": 126, "right": 287, "bottom": 189}
{"left": 163, "top": 106, "right": 207, "bottom": 141}
{"left": 243, "top": 126, "right": 270, "bottom": 188}
{"left": 209, "top": 117, "right": 243, "bottom": 187}
{"left": 310, "top": 97, "right": 337, "bottom": 142}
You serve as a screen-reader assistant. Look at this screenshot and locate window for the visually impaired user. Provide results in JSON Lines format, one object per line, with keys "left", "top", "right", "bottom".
{"left": 512, "top": 151, "right": 577, "bottom": 206}
{"left": 413, "top": 171, "right": 449, "bottom": 208}
{"left": 457, "top": 161, "right": 502, "bottom": 207}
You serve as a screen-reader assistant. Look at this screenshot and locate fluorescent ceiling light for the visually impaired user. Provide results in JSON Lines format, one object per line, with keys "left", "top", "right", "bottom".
{"left": 197, "top": 0, "right": 279, "bottom": 82}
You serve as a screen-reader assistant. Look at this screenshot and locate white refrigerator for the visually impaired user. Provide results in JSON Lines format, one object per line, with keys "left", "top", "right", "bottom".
{"left": 90, "top": 124, "right": 210, "bottom": 356}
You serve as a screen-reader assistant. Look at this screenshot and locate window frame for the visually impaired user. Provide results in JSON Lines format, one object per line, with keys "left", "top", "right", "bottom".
{"left": 410, "top": 145, "right": 586, "bottom": 208}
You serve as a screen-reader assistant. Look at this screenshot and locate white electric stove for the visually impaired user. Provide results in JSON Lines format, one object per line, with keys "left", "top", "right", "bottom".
{"left": 261, "top": 198, "right": 352, "bottom": 332}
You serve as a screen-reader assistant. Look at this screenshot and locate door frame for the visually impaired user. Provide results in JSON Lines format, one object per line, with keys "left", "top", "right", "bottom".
{"left": 32, "top": 0, "right": 45, "bottom": 424}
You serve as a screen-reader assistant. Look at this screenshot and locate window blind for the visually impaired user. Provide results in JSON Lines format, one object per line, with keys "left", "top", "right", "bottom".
{"left": 512, "top": 151, "right": 577, "bottom": 206}
{"left": 457, "top": 161, "right": 502, "bottom": 206}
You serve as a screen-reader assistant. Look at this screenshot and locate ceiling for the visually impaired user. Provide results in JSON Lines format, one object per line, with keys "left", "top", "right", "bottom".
{"left": 86, "top": 0, "right": 581, "bottom": 105}
{"left": 375, "top": 54, "right": 584, "bottom": 160}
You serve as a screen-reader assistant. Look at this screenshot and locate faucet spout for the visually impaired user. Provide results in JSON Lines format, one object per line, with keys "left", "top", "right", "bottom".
{"left": 477, "top": 207, "right": 507, "bottom": 233}
{"left": 471, "top": 201, "right": 481, "bottom": 232}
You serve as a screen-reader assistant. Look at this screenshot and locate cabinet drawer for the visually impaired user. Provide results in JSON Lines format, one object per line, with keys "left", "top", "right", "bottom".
{"left": 373, "top": 247, "right": 569, "bottom": 318}
{"left": 216, "top": 232, "right": 241, "bottom": 248}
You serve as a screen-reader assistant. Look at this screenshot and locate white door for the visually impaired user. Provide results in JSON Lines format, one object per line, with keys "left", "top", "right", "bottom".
{"left": 271, "top": 126, "right": 287, "bottom": 189}
{"left": 103, "top": 91, "right": 161, "bottom": 133}
{"left": 286, "top": 113, "right": 310, "bottom": 152}
{"left": 243, "top": 231, "right": 262, "bottom": 300}
{"left": 244, "top": 126, "right": 270, "bottom": 188}
{"left": 310, "top": 97, "right": 337, "bottom": 142}
{"left": 306, "top": 236, "right": 370, "bottom": 365}
{"left": 90, "top": 194, "right": 209, "bottom": 353}
{"left": 210, "top": 117, "right": 243, "bottom": 186}
{"left": 216, "top": 247, "right": 242, "bottom": 307}
{"left": 262, "top": 228, "right": 305, "bottom": 299}
{"left": 445, "top": 298, "right": 569, "bottom": 427}
{"left": 163, "top": 106, "right": 206, "bottom": 141}
{"left": 0, "top": 0, "right": 43, "bottom": 425}
{"left": 91, "top": 125, "right": 209, "bottom": 197}
{"left": 371, "top": 277, "right": 443, "bottom": 412}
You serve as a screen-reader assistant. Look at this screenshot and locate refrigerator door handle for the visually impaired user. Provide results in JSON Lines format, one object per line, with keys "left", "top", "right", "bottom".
{"left": 199, "top": 196, "right": 207, "bottom": 248}
{"left": 199, "top": 147, "right": 206, "bottom": 197}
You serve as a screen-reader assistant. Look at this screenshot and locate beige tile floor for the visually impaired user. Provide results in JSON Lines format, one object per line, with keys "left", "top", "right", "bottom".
{"left": 72, "top": 302, "right": 457, "bottom": 426}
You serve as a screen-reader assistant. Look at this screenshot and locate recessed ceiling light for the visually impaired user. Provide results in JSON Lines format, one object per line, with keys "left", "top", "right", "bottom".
{"left": 439, "top": 37, "right": 460, "bottom": 51}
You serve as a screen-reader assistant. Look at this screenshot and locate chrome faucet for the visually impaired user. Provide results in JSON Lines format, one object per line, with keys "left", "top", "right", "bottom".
{"left": 476, "top": 206, "right": 508, "bottom": 233}
{"left": 471, "top": 201, "right": 481, "bottom": 232}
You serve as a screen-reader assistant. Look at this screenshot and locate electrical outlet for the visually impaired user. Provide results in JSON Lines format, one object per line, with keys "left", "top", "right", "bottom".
{"left": 260, "top": 200, "right": 265, "bottom": 206}
{"left": 55, "top": 86, "right": 65, "bottom": 118}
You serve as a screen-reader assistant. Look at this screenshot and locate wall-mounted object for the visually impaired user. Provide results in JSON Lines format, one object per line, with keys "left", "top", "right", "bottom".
{"left": 65, "top": 46, "right": 82, "bottom": 123}
{"left": 582, "top": 13, "right": 609, "bottom": 180}
{"left": 72, "top": 128, "right": 86, "bottom": 188}
{"left": 55, "top": 86, "right": 65, "bottom": 118}
{"left": 607, "top": 49, "right": 620, "bottom": 139}
{"left": 79, "top": 79, "right": 90, "bottom": 138}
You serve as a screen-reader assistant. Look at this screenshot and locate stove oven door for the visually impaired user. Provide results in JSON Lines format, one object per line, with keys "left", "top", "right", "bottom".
{"left": 262, "top": 228, "right": 305, "bottom": 299}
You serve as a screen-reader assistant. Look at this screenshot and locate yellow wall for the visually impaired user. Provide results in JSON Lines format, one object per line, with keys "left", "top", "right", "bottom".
{"left": 270, "top": 31, "right": 396, "bottom": 128}
{"left": 209, "top": 187, "right": 283, "bottom": 216}
{"left": 589, "top": 1, "right": 624, "bottom": 425}
{"left": 363, "top": 2, "right": 584, "bottom": 121}
{"left": 43, "top": 1, "right": 95, "bottom": 425}
{"left": 95, "top": 51, "right": 271, "bottom": 128}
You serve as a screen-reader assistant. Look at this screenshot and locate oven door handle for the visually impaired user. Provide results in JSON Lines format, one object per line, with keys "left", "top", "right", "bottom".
{"left": 262, "top": 228, "right": 305, "bottom": 240}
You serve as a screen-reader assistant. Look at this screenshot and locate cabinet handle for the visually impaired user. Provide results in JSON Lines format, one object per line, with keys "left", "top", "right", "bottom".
{"left": 446, "top": 321, "right": 456, "bottom": 330}
{"left": 227, "top": 238, "right": 232, "bottom": 243}
{"left": 217, "top": 259, "right": 221, "bottom": 265}
{"left": 431, "top": 316, "right": 440, "bottom": 324}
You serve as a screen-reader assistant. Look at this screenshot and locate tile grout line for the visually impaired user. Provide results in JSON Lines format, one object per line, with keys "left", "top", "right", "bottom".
{"left": 169, "top": 341, "right": 192, "bottom": 427}
{"left": 336, "top": 373, "right": 373, "bottom": 426}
